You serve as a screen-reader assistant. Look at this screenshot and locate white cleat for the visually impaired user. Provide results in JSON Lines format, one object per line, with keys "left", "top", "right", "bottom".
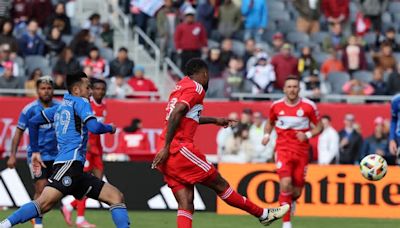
{"left": 259, "top": 204, "right": 290, "bottom": 226}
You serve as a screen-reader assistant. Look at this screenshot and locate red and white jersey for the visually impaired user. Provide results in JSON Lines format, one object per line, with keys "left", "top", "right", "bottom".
{"left": 88, "top": 97, "right": 107, "bottom": 155}
{"left": 160, "top": 76, "right": 205, "bottom": 154}
{"left": 269, "top": 97, "right": 320, "bottom": 153}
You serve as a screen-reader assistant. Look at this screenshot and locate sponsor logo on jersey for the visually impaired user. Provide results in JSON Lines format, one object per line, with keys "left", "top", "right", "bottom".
{"left": 279, "top": 110, "right": 285, "bottom": 115}
{"left": 296, "top": 109, "right": 304, "bottom": 117}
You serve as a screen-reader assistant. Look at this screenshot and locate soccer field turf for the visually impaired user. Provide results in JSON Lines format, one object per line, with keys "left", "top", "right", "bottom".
{"left": 0, "top": 210, "right": 399, "bottom": 228}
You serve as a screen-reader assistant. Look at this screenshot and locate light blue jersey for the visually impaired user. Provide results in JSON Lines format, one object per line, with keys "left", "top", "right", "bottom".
{"left": 390, "top": 94, "right": 400, "bottom": 143}
{"left": 17, "top": 99, "right": 59, "bottom": 161}
{"left": 42, "top": 93, "right": 96, "bottom": 164}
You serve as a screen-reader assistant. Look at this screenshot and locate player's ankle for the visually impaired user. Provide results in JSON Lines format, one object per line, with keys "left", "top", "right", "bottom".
{"left": 282, "top": 221, "right": 292, "bottom": 228}
{"left": 64, "top": 204, "right": 73, "bottom": 212}
{"left": 259, "top": 208, "right": 268, "bottom": 220}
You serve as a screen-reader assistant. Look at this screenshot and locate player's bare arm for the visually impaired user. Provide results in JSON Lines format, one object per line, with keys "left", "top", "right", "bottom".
{"left": 296, "top": 121, "right": 323, "bottom": 142}
{"left": 199, "top": 117, "right": 238, "bottom": 127}
{"left": 262, "top": 118, "right": 275, "bottom": 145}
{"left": 7, "top": 128, "right": 24, "bottom": 168}
{"left": 152, "top": 102, "right": 189, "bottom": 169}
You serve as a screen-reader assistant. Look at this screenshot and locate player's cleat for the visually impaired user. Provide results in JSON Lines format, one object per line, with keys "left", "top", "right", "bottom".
{"left": 60, "top": 205, "right": 73, "bottom": 226}
{"left": 259, "top": 204, "right": 290, "bottom": 226}
{"left": 33, "top": 224, "right": 43, "bottom": 228}
{"left": 76, "top": 220, "right": 96, "bottom": 228}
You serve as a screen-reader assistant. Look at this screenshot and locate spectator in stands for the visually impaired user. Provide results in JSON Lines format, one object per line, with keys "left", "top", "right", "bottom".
{"left": 300, "top": 70, "right": 330, "bottom": 101}
{"left": 11, "top": 0, "right": 30, "bottom": 27}
{"left": 45, "top": 27, "right": 66, "bottom": 59}
{"left": 53, "top": 74, "right": 66, "bottom": 90}
{"left": 271, "top": 43, "right": 298, "bottom": 90}
{"left": 81, "top": 47, "right": 109, "bottom": 79}
{"left": 118, "top": 118, "right": 150, "bottom": 157}
{"left": 246, "top": 43, "right": 265, "bottom": 70}
{"left": 82, "top": 13, "right": 102, "bottom": 38}
{"left": 387, "top": 62, "right": 400, "bottom": 95}
{"left": 293, "top": 0, "right": 321, "bottom": 34}
{"left": 18, "top": 20, "right": 45, "bottom": 57}
{"left": 217, "top": 0, "right": 241, "bottom": 40}
{"left": 322, "top": 23, "right": 347, "bottom": 52}
{"left": 127, "top": 66, "right": 159, "bottom": 99}
{"left": 196, "top": 0, "right": 217, "bottom": 37}
{"left": 271, "top": 32, "right": 285, "bottom": 54}
{"left": 24, "top": 68, "right": 42, "bottom": 96}
{"left": 370, "top": 67, "right": 388, "bottom": 96}
{"left": 222, "top": 56, "right": 246, "bottom": 97}
{"left": 339, "top": 114, "right": 363, "bottom": 164}
{"left": 243, "top": 38, "right": 255, "bottom": 67}
{"left": 246, "top": 52, "right": 275, "bottom": 94}
{"left": 373, "top": 41, "right": 396, "bottom": 73}
{"left": 342, "top": 78, "right": 374, "bottom": 95}
{"left": 241, "top": 0, "right": 267, "bottom": 42}
{"left": 101, "top": 22, "right": 114, "bottom": 49}
{"left": 70, "top": 29, "right": 94, "bottom": 57}
{"left": 223, "top": 123, "right": 254, "bottom": 163}
{"left": 320, "top": 48, "right": 345, "bottom": 79}
{"left": 0, "top": 20, "right": 18, "bottom": 53}
{"left": 31, "top": 0, "right": 52, "bottom": 28}
{"left": 47, "top": 2, "right": 71, "bottom": 35}
{"left": 107, "top": 74, "right": 134, "bottom": 99}
{"left": 83, "top": 65, "right": 94, "bottom": 78}
{"left": 0, "top": 62, "right": 23, "bottom": 93}
{"left": 321, "top": 0, "right": 350, "bottom": 34}
{"left": 0, "top": 44, "right": 19, "bottom": 77}
{"left": 361, "top": 116, "right": 391, "bottom": 161}
{"left": 342, "top": 35, "right": 367, "bottom": 75}
{"left": 53, "top": 47, "right": 81, "bottom": 77}
{"left": 298, "top": 45, "right": 318, "bottom": 78}
{"left": 205, "top": 48, "right": 224, "bottom": 79}
{"left": 156, "top": 0, "right": 179, "bottom": 58}
{"left": 220, "top": 38, "right": 234, "bottom": 67}
{"left": 318, "top": 115, "right": 339, "bottom": 164}
{"left": 217, "top": 112, "right": 239, "bottom": 156}
{"left": 109, "top": 47, "right": 134, "bottom": 78}
{"left": 355, "top": 0, "right": 388, "bottom": 31}
{"left": 240, "top": 108, "right": 253, "bottom": 126}
{"left": 375, "top": 27, "right": 400, "bottom": 52}
{"left": 174, "top": 6, "right": 208, "bottom": 71}
{"left": 249, "top": 112, "right": 275, "bottom": 163}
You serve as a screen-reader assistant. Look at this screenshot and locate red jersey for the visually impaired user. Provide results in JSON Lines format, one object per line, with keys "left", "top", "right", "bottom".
{"left": 88, "top": 97, "right": 107, "bottom": 155}
{"left": 118, "top": 130, "right": 150, "bottom": 153}
{"left": 82, "top": 57, "right": 107, "bottom": 78}
{"left": 160, "top": 76, "right": 205, "bottom": 154}
{"left": 269, "top": 97, "right": 320, "bottom": 154}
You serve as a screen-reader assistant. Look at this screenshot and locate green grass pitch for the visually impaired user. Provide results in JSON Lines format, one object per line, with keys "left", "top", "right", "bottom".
{"left": 0, "top": 209, "right": 399, "bottom": 228}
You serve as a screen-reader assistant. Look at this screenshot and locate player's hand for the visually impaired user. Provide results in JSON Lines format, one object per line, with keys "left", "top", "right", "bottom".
{"left": 261, "top": 134, "right": 270, "bottom": 146}
{"left": 110, "top": 124, "right": 116, "bottom": 134}
{"left": 31, "top": 152, "right": 46, "bottom": 177}
{"left": 151, "top": 147, "right": 169, "bottom": 169}
{"left": 389, "top": 140, "right": 398, "bottom": 155}
{"left": 7, "top": 154, "right": 16, "bottom": 169}
{"left": 296, "top": 131, "right": 307, "bottom": 142}
{"left": 216, "top": 118, "right": 238, "bottom": 128}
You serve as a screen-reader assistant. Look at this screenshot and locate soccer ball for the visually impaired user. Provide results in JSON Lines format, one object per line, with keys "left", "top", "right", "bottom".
{"left": 360, "top": 154, "right": 388, "bottom": 181}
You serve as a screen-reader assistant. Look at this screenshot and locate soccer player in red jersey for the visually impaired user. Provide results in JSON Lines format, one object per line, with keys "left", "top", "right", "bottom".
{"left": 61, "top": 79, "right": 107, "bottom": 228}
{"left": 152, "top": 58, "right": 289, "bottom": 228}
{"left": 262, "top": 76, "right": 323, "bottom": 228}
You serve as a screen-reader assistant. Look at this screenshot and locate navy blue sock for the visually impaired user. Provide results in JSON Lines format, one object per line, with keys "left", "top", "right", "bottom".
{"left": 7, "top": 201, "right": 40, "bottom": 225}
{"left": 34, "top": 216, "right": 43, "bottom": 225}
{"left": 110, "top": 203, "right": 130, "bottom": 228}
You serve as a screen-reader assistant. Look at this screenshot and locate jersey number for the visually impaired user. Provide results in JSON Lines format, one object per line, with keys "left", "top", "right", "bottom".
{"left": 55, "top": 110, "right": 71, "bottom": 134}
{"left": 166, "top": 98, "right": 178, "bottom": 120}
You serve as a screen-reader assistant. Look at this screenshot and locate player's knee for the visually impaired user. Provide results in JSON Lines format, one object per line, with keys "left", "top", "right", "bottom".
{"left": 280, "top": 179, "right": 293, "bottom": 192}
{"left": 292, "top": 188, "right": 302, "bottom": 200}
{"left": 35, "top": 198, "right": 53, "bottom": 214}
{"left": 109, "top": 190, "right": 125, "bottom": 205}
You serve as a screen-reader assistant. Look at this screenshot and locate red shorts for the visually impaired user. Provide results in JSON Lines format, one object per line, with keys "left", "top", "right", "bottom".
{"left": 84, "top": 152, "right": 104, "bottom": 172}
{"left": 158, "top": 144, "right": 217, "bottom": 193}
{"left": 275, "top": 148, "right": 308, "bottom": 188}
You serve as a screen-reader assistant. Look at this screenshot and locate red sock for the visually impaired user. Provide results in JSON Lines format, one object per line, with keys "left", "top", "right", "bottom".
{"left": 76, "top": 198, "right": 87, "bottom": 217}
{"left": 70, "top": 199, "right": 78, "bottom": 208}
{"left": 177, "top": 209, "right": 192, "bottom": 228}
{"left": 218, "top": 186, "right": 263, "bottom": 218}
{"left": 279, "top": 191, "right": 292, "bottom": 222}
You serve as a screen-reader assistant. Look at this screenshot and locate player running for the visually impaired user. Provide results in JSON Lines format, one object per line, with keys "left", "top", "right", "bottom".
{"left": 61, "top": 79, "right": 107, "bottom": 228}
{"left": 262, "top": 76, "right": 322, "bottom": 228}
{"left": 389, "top": 94, "right": 400, "bottom": 165}
{"left": 152, "top": 58, "right": 289, "bottom": 228}
{"left": 6, "top": 76, "right": 59, "bottom": 228}
{"left": 0, "top": 72, "right": 130, "bottom": 228}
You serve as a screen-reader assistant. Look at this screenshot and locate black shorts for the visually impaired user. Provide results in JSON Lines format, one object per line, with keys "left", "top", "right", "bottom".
{"left": 29, "top": 160, "right": 54, "bottom": 181}
{"left": 47, "top": 161, "right": 105, "bottom": 200}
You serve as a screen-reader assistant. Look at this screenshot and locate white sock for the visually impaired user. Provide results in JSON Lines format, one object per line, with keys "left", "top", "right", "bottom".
{"left": 76, "top": 216, "right": 85, "bottom": 224}
{"left": 259, "top": 208, "right": 269, "bottom": 220}
{"left": 0, "top": 219, "right": 12, "bottom": 228}
{"left": 282, "top": 221, "right": 292, "bottom": 228}
{"left": 65, "top": 203, "right": 74, "bottom": 212}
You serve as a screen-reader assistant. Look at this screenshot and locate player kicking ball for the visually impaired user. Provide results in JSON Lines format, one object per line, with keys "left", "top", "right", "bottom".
{"left": 61, "top": 79, "right": 108, "bottom": 228}
{"left": 0, "top": 72, "right": 130, "bottom": 228}
{"left": 6, "top": 76, "right": 59, "bottom": 228}
{"left": 152, "top": 58, "right": 289, "bottom": 228}
{"left": 262, "top": 76, "right": 322, "bottom": 228}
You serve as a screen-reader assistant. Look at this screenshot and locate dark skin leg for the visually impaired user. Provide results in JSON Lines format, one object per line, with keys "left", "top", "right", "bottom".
{"left": 34, "top": 179, "right": 48, "bottom": 200}
{"left": 202, "top": 173, "right": 229, "bottom": 194}
{"left": 173, "top": 186, "right": 194, "bottom": 212}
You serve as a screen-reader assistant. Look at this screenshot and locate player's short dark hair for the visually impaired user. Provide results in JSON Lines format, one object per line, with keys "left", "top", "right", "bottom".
{"left": 321, "top": 115, "right": 331, "bottom": 121}
{"left": 284, "top": 75, "right": 300, "bottom": 84}
{"left": 91, "top": 78, "right": 107, "bottom": 88}
{"left": 36, "top": 75, "right": 54, "bottom": 88}
{"left": 185, "top": 58, "right": 208, "bottom": 76}
{"left": 66, "top": 72, "right": 88, "bottom": 93}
